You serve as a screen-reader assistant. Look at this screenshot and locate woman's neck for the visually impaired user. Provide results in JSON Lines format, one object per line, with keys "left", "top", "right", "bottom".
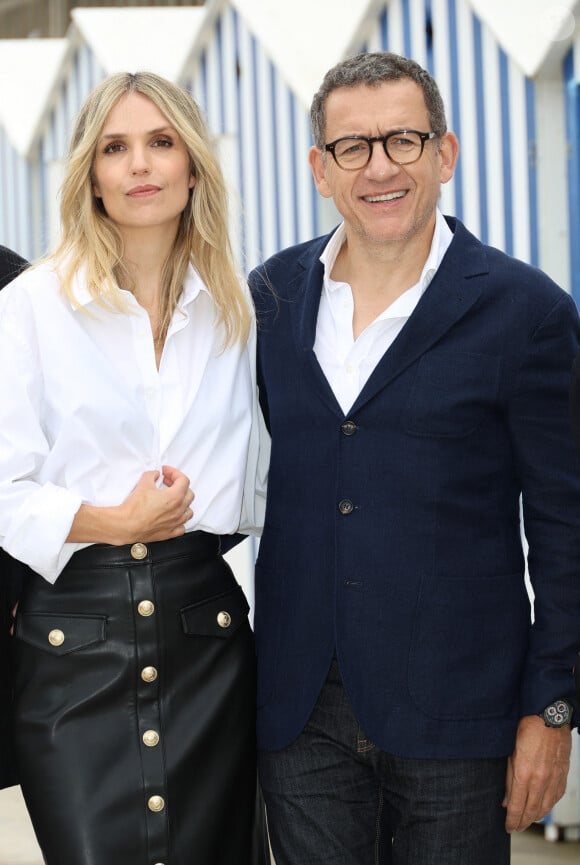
{"left": 119, "top": 225, "right": 176, "bottom": 307}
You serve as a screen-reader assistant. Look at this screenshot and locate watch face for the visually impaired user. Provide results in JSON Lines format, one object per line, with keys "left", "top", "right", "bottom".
{"left": 543, "top": 700, "right": 571, "bottom": 727}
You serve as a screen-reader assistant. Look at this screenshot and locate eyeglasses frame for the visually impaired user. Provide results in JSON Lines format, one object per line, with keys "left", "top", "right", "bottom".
{"left": 322, "top": 130, "right": 437, "bottom": 170}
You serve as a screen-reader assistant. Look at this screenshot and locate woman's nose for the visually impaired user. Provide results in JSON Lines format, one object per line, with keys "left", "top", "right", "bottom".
{"left": 130, "top": 146, "right": 151, "bottom": 175}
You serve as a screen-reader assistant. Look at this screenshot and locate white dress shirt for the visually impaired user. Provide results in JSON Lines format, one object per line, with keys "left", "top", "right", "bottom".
{"left": 0, "top": 261, "right": 268, "bottom": 583}
{"left": 314, "top": 209, "right": 454, "bottom": 414}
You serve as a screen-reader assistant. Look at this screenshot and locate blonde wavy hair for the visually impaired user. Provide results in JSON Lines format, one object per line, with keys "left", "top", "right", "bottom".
{"left": 54, "top": 71, "right": 250, "bottom": 346}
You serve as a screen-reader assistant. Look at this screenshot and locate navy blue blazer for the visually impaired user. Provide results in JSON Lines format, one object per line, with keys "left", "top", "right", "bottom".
{"left": 249, "top": 217, "right": 580, "bottom": 759}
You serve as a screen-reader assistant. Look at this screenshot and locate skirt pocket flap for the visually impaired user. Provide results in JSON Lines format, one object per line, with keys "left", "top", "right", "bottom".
{"left": 15, "top": 613, "right": 106, "bottom": 655}
{"left": 181, "top": 585, "right": 249, "bottom": 638}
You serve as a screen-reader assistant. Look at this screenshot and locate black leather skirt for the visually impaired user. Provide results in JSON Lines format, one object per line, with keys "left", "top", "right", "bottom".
{"left": 12, "top": 533, "right": 267, "bottom": 865}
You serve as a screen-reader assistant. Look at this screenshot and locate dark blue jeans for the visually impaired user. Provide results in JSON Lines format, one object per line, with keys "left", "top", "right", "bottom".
{"left": 258, "top": 660, "right": 510, "bottom": 865}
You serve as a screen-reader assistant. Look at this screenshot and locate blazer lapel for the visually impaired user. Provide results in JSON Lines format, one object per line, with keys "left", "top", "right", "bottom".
{"left": 289, "top": 234, "right": 346, "bottom": 416}
{"left": 350, "top": 220, "right": 489, "bottom": 415}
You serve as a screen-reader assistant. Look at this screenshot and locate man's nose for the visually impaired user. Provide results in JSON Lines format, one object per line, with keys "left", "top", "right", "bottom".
{"left": 364, "top": 141, "right": 399, "bottom": 178}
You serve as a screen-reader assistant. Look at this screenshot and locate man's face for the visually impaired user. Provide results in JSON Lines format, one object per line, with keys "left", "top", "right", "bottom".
{"left": 309, "top": 79, "right": 458, "bottom": 252}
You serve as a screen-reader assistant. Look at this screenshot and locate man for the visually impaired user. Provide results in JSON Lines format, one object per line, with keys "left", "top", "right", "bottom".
{"left": 0, "top": 244, "right": 27, "bottom": 790}
{"left": 249, "top": 52, "right": 580, "bottom": 864}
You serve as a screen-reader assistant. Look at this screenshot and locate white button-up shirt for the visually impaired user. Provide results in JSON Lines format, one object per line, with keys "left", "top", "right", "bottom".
{"left": 0, "top": 261, "right": 268, "bottom": 582}
{"left": 314, "top": 209, "right": 453, "bottom": 414}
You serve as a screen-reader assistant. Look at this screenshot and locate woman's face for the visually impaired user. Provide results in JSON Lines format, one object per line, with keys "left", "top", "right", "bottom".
{"left": 92, "top": 92, "right": 195, "bottom": 240}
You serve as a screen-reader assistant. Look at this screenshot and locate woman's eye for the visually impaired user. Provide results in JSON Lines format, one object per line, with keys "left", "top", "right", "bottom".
{"left": 152, "top": 138, "right": 173, "bottom": 148}
{"left": 103, "top": 142, "right": 125, "bottom": 154}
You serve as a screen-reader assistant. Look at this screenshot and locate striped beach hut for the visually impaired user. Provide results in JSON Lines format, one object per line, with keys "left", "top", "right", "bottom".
{"left": 182, "top": 0, "right": 579, "bottom": 302}
{"left": 0, "top": 38, "right": 68, "bottom": 258}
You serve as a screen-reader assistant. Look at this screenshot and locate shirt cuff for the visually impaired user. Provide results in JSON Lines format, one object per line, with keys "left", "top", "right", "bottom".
{"left": 3, "top": 483, "right": 85, "bottom": 583}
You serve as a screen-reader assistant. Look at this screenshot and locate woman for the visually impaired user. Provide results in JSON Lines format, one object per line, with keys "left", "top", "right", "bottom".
{"left": 0, "top": 72, "right": 267, "bottom": 865}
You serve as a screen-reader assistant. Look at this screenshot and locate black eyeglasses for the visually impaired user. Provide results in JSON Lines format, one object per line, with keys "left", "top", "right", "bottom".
{"left": 322, "top": 130, "right": 437, "bottom": 170}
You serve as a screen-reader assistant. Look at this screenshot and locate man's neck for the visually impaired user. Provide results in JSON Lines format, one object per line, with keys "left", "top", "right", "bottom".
{"left": 330, "top": 224, "right": 434, "bottom": 338}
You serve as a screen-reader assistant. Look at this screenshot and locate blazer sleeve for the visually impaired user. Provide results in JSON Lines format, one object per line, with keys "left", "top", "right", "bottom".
{"left": 0, "top": 246, "right": 27, "bottom": 290}
{"left": 508, "top": 290, "right": 580, "bottom": 721}
{"left": 570, "top": 349, "right": 580, "bottom": 453}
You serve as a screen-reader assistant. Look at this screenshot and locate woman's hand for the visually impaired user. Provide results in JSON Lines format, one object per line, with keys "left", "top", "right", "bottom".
{"left": 119, "top": 466, "right": 195, "bottom": 543}
{"left": 66, "top": 466, "right": 195, "bottom": 546}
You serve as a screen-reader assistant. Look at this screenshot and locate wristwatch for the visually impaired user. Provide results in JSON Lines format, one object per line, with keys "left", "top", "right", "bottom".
{"left": 540, "top": 699, "right": 572, "bottom": 727}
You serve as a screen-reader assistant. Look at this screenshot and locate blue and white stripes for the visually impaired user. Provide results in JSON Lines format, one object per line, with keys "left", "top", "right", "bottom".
{"left": 0, "top": 0, "right": 568, "bottom": 287}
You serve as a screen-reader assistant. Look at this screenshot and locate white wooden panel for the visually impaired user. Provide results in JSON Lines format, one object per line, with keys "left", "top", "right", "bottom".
{"left": 455, "top": 0, "right": 480, "bottom": 236}
{"left": 482, "top": 23, "right": 506, "bottom": 251}
{"left": 275, "top": 68, "right": 296, "bottom": 250}
{"left": 508, "top": 59, "right": 531, "bottom": 263}
{"left": 238, "top": 21, "right": 260, "bottom": 269}
{"left": 431, "top": 0, "right": 456, "bottom": 216}
{"left": 256, "top": 47, "right": 277, "bottom": 259}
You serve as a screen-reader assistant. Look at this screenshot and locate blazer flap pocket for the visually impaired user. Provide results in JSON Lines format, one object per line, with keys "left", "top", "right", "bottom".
{"left": 181, "top": 585, "right": 249, "bottom": 638}
{"left": 15, "top": 613, "right": 106, "bottom": 655}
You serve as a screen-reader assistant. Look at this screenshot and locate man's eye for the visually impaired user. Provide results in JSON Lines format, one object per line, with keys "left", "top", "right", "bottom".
{"left": 391, "top": 137, "right": 415, "bottom": 148}
{"left": 337, "top": 141, "right": 366, "bottom": 156}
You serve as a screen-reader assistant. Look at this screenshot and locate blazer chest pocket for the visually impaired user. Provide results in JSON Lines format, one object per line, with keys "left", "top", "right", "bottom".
{"left": 181, "top": 584, "right": 249, "bottom": 638}
{"left": 404, "top": 350, "right": 500, "bottom": 437}
{"left": 15, "top": 613, "right": 107, "bottom": 656}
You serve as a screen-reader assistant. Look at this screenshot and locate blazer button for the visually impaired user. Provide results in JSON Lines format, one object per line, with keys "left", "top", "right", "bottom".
{"left": 148, "top": 795, "right": 165, "bottom": 812}
{"left": 141, "top": 666, "right": 158, "bottom": 683}
{"left": 341, "top": 420, "right": 358, "bottom": 436}
{"left": 48, "top": 629, "right": 65, "bottom": 647}
{"left": 338, "top": 499, "right": 354, "bottom": 515}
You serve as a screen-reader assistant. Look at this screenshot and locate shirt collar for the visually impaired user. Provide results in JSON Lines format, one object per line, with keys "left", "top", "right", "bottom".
{"left": 70, "top": 262, "right": 209, "bottom": 310}
{"left": 319, "top": 208, "right": 454, "bottom": 296}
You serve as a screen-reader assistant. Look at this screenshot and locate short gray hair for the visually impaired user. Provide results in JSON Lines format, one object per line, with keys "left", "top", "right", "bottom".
{"left": 310, "top": 52, "right": 448, "bottom": 148}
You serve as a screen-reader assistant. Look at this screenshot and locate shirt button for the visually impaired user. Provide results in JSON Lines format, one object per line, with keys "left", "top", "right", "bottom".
{"left": 131, "top": 543, "right": 148, "bottom": 560}
{"left": 148, "top": 795, "right": 165, "bottom": 812}
{"left": 341, "top": 420, "right": 358, "bottom": 436}
{"left": 143, "top": 730, "right": 160, "bottom": 747}
{"left": 141, "top": 666, "right": 158, "bottom": 683}
{"left": 137, "top": 600, "right": 155, "bottom": 617}
{"left": 217, "top": 611, "right": 232, "bottom": 629}
{"left": 48, "top": 629, "right": 65, "bottom": 647}
{"left": 338, "top": 499, "right": 354, "bottom": 515}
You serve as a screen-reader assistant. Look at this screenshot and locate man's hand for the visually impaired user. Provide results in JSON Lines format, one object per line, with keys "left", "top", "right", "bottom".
{"left": 503, "top": 714, "right": 571, "bottom": 832}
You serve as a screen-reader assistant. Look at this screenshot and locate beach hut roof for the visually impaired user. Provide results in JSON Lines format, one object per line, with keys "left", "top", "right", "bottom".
{"left": 70, "top": 5, "right": 205, "bottom": 80}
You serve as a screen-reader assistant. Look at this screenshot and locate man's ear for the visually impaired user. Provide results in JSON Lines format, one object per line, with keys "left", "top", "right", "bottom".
{"left": 308, "top": 146, "right": 334, "bottom": 199}
{"left": 438, "top": 132, "right": 460, "bottom": 184}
